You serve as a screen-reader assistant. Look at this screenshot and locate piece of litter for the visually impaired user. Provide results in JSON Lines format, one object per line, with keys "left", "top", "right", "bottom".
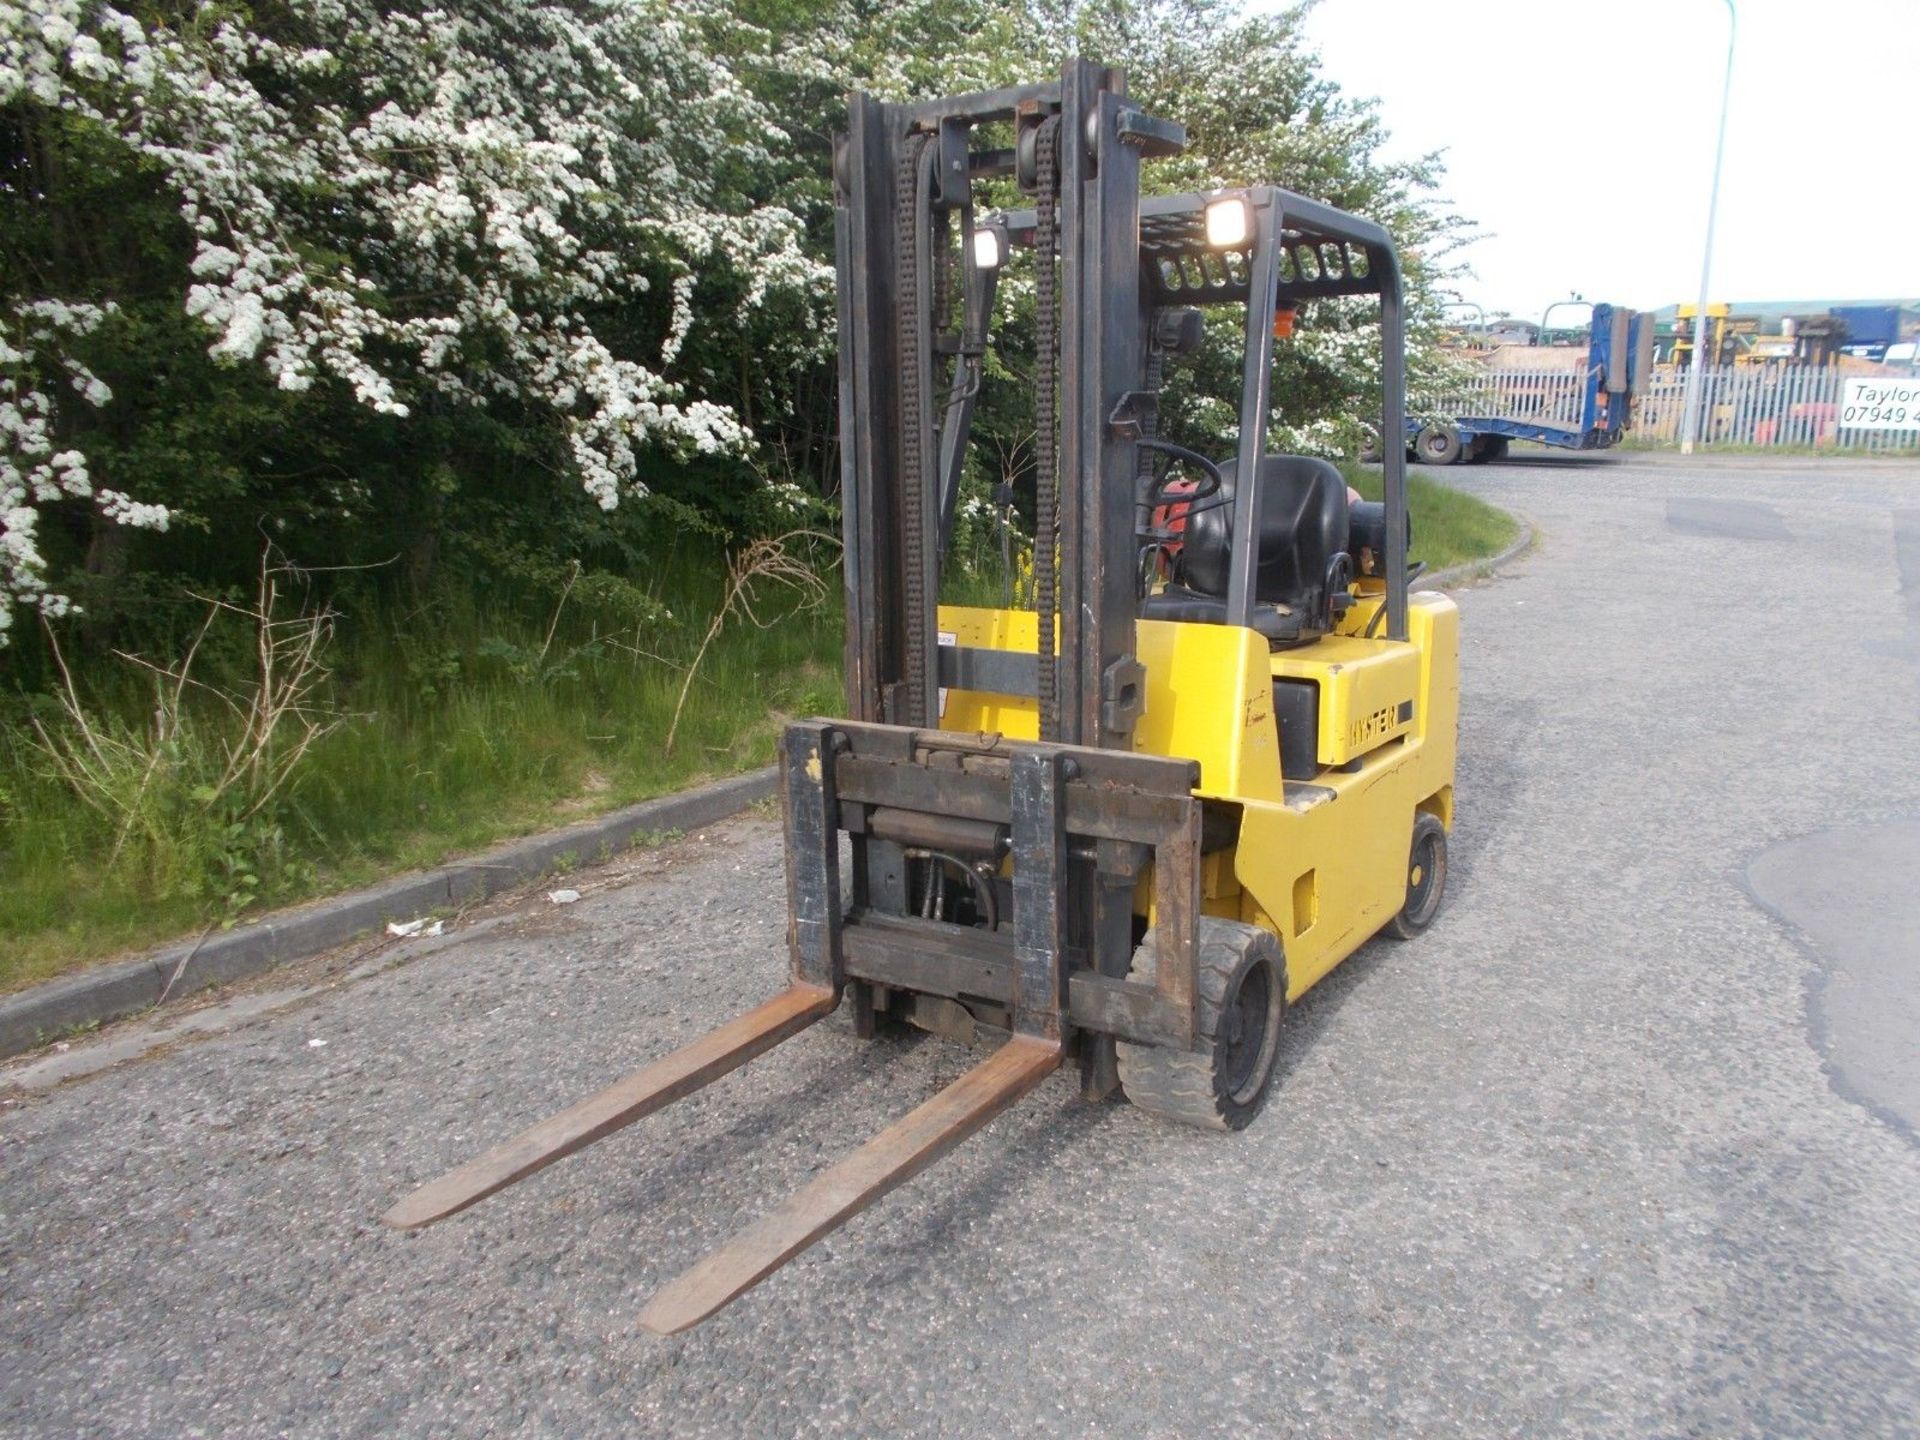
{"left": 387, "top": 918, "right": 427, "bottom": 938}
{"left": 548, "top": 889, "right": 581, "bottom": 905}
{"left": 308, "top": 1038, "right": 328, "bottom": 1049}
{"left": 424, "top": 920, "right": 445, "bottom": 937}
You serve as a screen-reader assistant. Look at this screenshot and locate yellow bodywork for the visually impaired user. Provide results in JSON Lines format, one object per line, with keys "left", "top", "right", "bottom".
{"left": 936, "top": 593, "right": 1458, "bottom": 1001}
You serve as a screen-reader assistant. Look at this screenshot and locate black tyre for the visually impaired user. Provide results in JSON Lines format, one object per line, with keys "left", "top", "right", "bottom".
{"left": 1117, "top": 918, "right": 1287, "bottom": 1131}
{"left": 1384, "top": 813, "right": 1448, "bottom": 940}
{"left": 1415, "top": 423, "right": 1463, "bottom": 465}
{"left": 1358, "top": 424, "right": 1384, "bottom": 465}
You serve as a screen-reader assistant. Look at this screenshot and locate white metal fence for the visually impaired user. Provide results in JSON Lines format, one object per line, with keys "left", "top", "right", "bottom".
{"left": 1423, "top": 365, "right": 1920, "bottom": 453}
{"left": 1630, "top": 367, "right": 1918, "bottom": 452}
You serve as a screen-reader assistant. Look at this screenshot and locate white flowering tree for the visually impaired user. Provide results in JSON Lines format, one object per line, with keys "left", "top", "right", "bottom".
{"left": 1, "top": 0, "right": 831, "bottom": 639}
{"left": 2, "top": 0, "right": 1476, "bottom": 643}
{"left": 0, "top": 299, "right": 157, "bottom": 639}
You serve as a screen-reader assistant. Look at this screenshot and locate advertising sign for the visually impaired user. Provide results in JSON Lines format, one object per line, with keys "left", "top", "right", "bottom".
{"left": 1840, "top": 377, "right": 1920, "bottom": 431}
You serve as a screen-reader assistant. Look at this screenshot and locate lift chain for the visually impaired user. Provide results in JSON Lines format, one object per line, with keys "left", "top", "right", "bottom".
{"left": 1134, "top": 343, "right": 1165, "bottom": 597}
{"left": 896, "top": 131, "right": 934, "bottom": 726}
{"left": 1033, "top": 115, "right": 1062, "bottom": 744}
{"left": 932, "top": 208, "right": 954, "bottom": 338}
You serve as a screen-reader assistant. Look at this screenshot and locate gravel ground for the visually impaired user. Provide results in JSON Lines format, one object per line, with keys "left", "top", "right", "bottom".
{"left": 4, "top": 451, "right": 1919, "bottom": 1438}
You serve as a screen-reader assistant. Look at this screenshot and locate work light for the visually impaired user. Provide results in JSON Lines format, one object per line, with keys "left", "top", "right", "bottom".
{"left": 971, "top": 225, "right": 1006, "bottom": 270}
{"left": 1204, "top": 196, "right": 1250, "bottom": 249}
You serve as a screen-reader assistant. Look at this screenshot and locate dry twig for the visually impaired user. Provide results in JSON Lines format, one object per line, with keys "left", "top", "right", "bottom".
{"left": 27, "top": 547, "right": 346, "bottom": 855}
{"left": 664, "top": 530, "right": 834, "bottom": 757}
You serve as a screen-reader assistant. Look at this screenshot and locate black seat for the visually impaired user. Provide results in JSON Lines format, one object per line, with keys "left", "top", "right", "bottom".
{"left": 1143, "top": 454, "right": 1351, "bottom": 646}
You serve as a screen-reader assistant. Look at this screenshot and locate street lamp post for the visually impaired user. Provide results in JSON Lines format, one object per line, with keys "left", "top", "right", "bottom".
{"left": 1540, "top": 296, "right": 1590, "bottom": 347}
{"left": 1444, "top": 299, "right": 1487, "bottom": 336}
{"left": 1679, "top": 0, "right": 1737, "bottom": 456}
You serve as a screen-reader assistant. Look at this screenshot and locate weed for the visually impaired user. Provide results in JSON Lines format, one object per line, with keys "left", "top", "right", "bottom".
{"left": 30, "top": 552, "right": 344, "bottom": 855}
{"left": 665, "top": 531, "right": 835, "bottom": 756}
{"left": 0, "top": 539, "right": 843, "bottom": 991}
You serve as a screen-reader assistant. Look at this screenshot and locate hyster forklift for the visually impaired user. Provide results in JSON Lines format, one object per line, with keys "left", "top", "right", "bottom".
{"left": 384, "top": 59, "right": 1459, "bottom": 1334}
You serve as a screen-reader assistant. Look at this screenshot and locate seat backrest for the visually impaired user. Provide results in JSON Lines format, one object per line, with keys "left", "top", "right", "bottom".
{"left": 1177, "top": 454, "right": 1350, "bottom": 616}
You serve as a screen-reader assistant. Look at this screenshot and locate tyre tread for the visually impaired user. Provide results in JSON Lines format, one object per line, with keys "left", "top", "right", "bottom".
{"left": 1117, "top": 918, "right": 1285, "bottom": 1132}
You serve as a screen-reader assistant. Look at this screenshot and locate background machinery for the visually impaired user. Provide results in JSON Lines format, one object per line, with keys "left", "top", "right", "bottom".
{"left": 383, "top": 59, "right": 1460, "bottom": 1334}
{"left": 1660, "top": 300, "right": 1919, "bottom": 369}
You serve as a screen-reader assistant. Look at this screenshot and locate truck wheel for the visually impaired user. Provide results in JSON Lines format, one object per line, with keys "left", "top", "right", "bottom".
{"left": 1415, "top": 423, "right": 1463, "bottom": 465}
{"left": 1358, "top": 424, "right": 1383, "bottom": 465}
{"left": 1384, "top": 813, "right": 1448, "bottom": 940}
{"left": 1117, "top": 918, "right": 1286, "bottom": 1131}
{"left": 1481, "top": 435, "right": 1510, "bottom": 460}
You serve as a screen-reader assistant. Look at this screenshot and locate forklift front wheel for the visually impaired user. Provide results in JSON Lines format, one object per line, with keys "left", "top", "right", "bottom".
{"left": 1385, "top": 813, "right": 1449, "bottom": 940}
{"left": 1117, "top": 919, "right": 1287, "bottom": 1132}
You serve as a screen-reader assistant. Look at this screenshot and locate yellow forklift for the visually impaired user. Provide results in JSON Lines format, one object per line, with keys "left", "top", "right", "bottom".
{"left": 383, "top": 58, "right": 1459, "bottom": 1333}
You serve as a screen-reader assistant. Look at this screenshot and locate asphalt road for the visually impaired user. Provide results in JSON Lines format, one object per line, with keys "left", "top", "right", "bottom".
{"left": 4, "top": 451, "right": 1919, "bottom": 1438}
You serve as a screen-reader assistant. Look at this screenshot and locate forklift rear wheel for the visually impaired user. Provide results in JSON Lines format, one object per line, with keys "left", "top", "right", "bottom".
{"left": 1415, "top": 423, "right": 1463, "bottom": 465}
{"left": 1385, "top": 813, "right": 1448, "bottom": 940}
{"left": 1117, "top": 918, "right": 1287, "bottom": 1131}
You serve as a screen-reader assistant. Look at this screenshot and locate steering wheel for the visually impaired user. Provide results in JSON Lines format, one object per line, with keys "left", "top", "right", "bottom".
{"left": 1137, "top": 438, "right": 1226, "bottom": 508}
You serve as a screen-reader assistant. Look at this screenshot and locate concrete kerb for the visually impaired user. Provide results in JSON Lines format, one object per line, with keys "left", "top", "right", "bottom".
{"left": 1422, "top": 509, "right": 1536, "bottom": 591}
{"left": 0, "top": 766, "right": 778, "bottom": 1062}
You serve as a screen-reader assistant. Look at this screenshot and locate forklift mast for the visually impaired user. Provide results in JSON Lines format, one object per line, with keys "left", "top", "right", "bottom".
{"left": 834, "top": 60, "right": 1412, "bottom": 750}
{"left": 837, "top": 59, "right": 1147, "bottom": 748}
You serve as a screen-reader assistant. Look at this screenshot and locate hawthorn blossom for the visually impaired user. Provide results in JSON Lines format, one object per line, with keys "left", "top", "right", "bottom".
{"left": 0, "top": 0, "right": 831, "bottom": 636}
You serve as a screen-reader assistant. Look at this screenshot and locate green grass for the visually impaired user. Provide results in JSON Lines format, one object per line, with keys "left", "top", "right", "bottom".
{"left": 0, "top": 548, "right": 843, "bottom": 992}
{"left": 0, "top": 477, "right": 1519, "bottom": 995}
{"left": 1341, "top": 463, "right": 1521, "bottom": 573}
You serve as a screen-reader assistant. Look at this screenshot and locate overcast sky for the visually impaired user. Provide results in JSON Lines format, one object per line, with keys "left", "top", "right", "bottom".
{"left": 1280, "top": 0, "right": 1920, "bottom": 322}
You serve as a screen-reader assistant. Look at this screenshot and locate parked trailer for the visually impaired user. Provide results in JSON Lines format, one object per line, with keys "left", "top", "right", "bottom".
{"left": 1392, "top": 303, "right": 1653, "bottom": 464}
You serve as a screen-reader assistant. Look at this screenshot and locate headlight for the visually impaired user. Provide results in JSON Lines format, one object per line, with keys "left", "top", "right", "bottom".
{"left": 1204, "top": 196, "right": 1250, "bottom": 249}
{"left": 971, "top": 225, "right": 1006, "bottom": 270}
